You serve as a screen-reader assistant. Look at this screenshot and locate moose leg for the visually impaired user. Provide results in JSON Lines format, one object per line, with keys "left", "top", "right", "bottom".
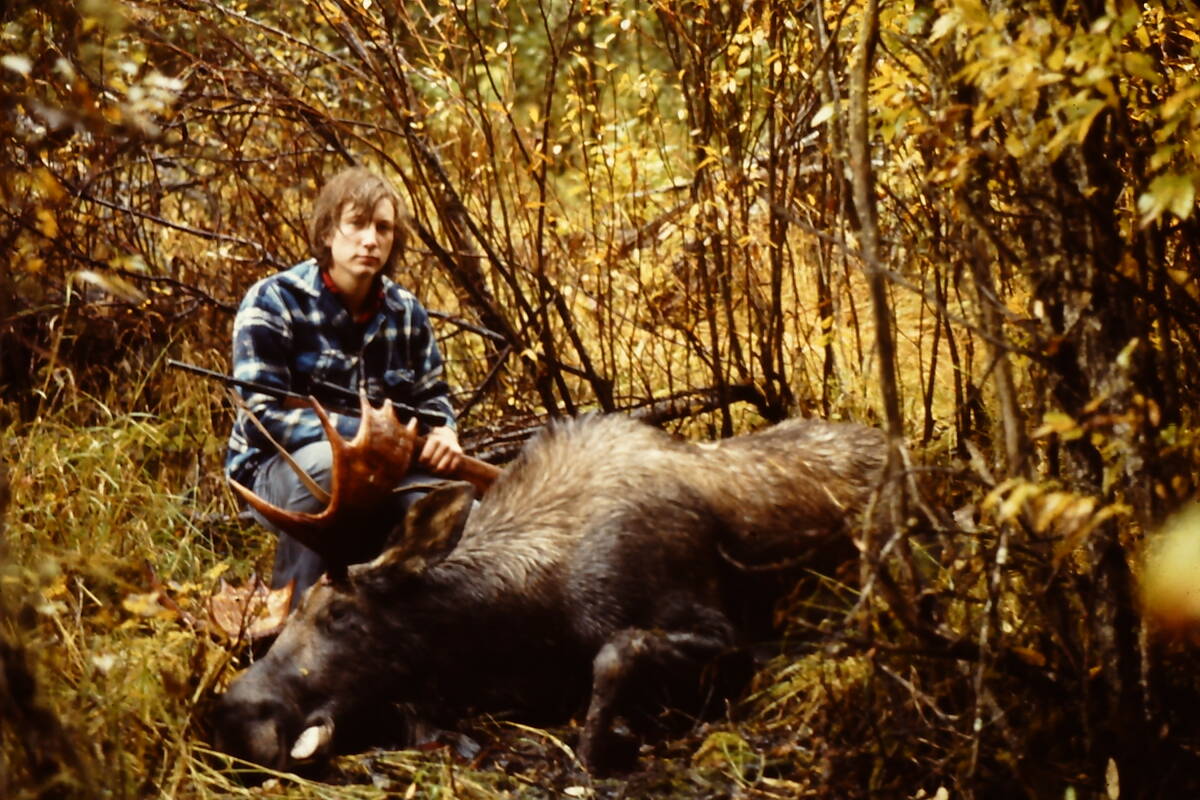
{"left": 579, "top": 609, "right": 735, "bottom": 772}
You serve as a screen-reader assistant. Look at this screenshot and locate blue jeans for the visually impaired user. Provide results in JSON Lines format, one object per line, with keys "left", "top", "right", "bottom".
{"left": 249, "top": 441, "right": 437, "bottom": 605}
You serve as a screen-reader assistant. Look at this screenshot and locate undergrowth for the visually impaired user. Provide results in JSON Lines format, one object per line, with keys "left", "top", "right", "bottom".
{"left": 0, "top": 382, "right": 261, "bottom": 797}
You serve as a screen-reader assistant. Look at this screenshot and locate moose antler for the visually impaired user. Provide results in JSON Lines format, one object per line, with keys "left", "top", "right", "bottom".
{"left": 229, "top": 393, "right": 500, "bottom": 559}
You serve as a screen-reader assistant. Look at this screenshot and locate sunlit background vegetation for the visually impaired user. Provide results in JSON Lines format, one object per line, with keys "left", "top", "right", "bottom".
{"left": 4, "top": 0, "right": 1200, "bottom": 796}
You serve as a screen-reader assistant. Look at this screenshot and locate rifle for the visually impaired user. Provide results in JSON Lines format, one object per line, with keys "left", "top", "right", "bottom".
{"left": 166, "top": 359, "right": 448, "bottom": 430}
{"left": 168, "top": 359, "right": 501, "bottom": 494}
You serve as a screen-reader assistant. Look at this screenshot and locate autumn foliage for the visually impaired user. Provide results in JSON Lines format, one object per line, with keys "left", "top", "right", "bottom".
{"left": 3, "top": 0, "right": 1200, "bottom": 796}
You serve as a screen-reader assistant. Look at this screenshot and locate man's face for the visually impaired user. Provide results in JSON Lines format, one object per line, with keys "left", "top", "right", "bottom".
{"left": 326, "top": 198, "right": 396, "bottom": 287}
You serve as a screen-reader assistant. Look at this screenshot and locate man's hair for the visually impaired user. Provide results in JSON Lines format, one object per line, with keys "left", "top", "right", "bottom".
{"left": 308, "top": 166, "right": 409, "bottom": 274}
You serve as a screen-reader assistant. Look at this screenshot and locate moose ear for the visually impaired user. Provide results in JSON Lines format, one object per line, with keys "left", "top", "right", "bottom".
{"left": 374, "top": 481, "right": 475, "bottom": 573}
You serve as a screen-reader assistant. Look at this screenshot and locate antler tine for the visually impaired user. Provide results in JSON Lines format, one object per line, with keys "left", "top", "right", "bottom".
{"left": 230, "top": 393, "right": 418, "bottom": 564}
{"left": 231, "top": 392, "right": 503, "bottom": 565}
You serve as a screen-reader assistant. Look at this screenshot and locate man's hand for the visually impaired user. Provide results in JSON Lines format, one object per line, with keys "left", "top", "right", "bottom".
{"left": 419, "top": 425, "right": 464, "bottom": 474}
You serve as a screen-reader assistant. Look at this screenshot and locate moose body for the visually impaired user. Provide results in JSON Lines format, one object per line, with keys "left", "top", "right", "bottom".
{"left": 212, "top": 413, "right": 886, "bottom": 771}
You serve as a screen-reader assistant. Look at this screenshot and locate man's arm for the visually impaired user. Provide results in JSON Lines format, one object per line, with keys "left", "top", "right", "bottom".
{"left": 404, "top": 300, "right": 463, "bottom": 473}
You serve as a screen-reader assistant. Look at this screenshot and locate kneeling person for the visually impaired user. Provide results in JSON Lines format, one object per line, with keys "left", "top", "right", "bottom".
{"left": 224, "top": 166, "right": 463, "bottom": 603}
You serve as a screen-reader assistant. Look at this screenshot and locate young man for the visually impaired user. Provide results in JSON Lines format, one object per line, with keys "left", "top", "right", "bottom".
{"left": 225, "top": 166, "right": 463, "bottom": 599}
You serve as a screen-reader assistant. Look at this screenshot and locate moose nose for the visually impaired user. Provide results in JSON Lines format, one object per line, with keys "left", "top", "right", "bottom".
{"left": 211, "top": 692, "right": 293, "bottom": 770}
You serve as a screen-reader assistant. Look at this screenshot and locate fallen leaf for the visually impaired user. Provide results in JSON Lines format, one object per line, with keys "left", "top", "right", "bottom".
{"left": 206, "top": 576, "right": 294, "bottom": 641}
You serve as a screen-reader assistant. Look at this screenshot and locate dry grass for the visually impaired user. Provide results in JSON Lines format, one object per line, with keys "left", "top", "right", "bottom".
{"left": 1, "top": 382, "right": 256, "bottom": 797}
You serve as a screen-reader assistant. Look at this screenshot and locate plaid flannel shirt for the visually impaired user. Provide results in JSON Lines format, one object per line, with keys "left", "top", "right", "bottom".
{"left": 224, "top": 259, "right": 455, "bottom": 486}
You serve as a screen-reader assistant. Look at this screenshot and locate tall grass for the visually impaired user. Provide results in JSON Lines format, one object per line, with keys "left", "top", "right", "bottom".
{"left": 1, "top": 376, "right": 255, "bottom": 797}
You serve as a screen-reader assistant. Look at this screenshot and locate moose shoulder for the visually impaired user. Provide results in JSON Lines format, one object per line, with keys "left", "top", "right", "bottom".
{"left": 211, "top": 413, "right": 886, "bottom": 772}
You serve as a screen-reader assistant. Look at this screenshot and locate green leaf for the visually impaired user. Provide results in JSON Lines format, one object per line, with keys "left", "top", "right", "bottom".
{"left": 1138, "top": 173, "right": 1197, "bottom": 227}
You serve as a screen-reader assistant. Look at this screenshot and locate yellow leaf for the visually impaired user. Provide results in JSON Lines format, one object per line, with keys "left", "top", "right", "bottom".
{"left": 1075, "top": 99, "right": 1106, "bottom": 145}
{"left": 811, "top": 102, "right": 835, "bottom": 127}
{"left": 1143, "top": 504, "right": 1200, "bottom": 632}
{"left": 1123, "top": 52, "right": 1161, "bottom": 85}
{"left": 997, "top": 482, "right": 1043, "bottom": 524}
{"left": 72, "top": 269, "right": 148, "bottom": 303}
{"left": 42, "top": 574, "right": 68, "bottom": 599}
{"left": 929, "top": 11, "right": 960, "bottom": 43}
{"left": 1162, "top": 85, "right": 1200, "bottom": 121}
{"left": 1033, "top": 492, "right": 1077, "bottom": 533}
{"left": 1138, "top": 173, "right": 1196, "bottom": 227}
{"left": 35, "top": 168, "right": 66, "bottom": 201}
{"left": 1032, "top": 411, "right": 1079, "bottom": 439}
{"left": 122, "top": 591, "right": 171, "bottom": 618}
{"left": 982, "top": 477, "right": 1023, "bottom": 513}
{"left": 36, "top": 208, "right": 58, "bottom": 238}
{"left": 1150, "top": 144, "right": 1177, "bottom": 172}
{"left": 1010, "top": 646, "right": 1046, "bottom": 667}
{"left": 1, "top": 54, "right": 31, "bottom": 77}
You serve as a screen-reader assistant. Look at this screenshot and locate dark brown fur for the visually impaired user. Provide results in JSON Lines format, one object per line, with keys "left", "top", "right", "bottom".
{"left": 211, "top": 414, "right": 886, "bottom": 772}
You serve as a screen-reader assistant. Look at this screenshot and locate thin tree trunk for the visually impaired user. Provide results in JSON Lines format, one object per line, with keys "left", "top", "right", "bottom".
{"left": 847, "top": 0, "right": 903, "bottom": 448}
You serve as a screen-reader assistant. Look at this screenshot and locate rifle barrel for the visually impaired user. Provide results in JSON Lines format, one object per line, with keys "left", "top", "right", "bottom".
{"left": 167, "top": 359, "right": 310, "bottom": 405}
{"left": 166, "top": 359, "right": 447, "bottom": 428}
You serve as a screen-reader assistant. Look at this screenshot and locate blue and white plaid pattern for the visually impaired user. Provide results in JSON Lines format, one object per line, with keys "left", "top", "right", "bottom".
{"left": 224, "top": 259, "right": 455, "bottom": 485}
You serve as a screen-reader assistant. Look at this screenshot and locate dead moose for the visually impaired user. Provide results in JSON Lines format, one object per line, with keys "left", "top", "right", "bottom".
{"left": 211, "top": 403, "right": 886, "bottom": 773}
